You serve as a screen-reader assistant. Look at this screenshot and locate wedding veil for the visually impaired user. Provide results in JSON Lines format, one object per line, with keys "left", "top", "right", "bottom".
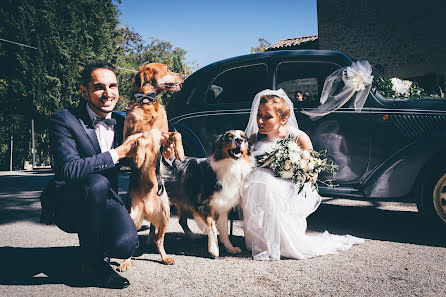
{"left": 245, "top": 89, "right": 299, "bottom": 138}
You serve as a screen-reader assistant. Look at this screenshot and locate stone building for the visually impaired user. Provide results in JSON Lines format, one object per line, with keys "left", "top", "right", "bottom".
{"left": 267, "top": 0, "right": 446, "bottom": 94}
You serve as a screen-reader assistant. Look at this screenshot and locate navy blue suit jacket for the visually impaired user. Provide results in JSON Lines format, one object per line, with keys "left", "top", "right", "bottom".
{"left": 49, "top": 102, "right": 125, "bottom": 200}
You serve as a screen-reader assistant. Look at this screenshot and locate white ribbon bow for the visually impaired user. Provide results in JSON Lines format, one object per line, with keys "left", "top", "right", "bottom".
{"left": 303, "top": 60, "right": 374, "bottom": 119}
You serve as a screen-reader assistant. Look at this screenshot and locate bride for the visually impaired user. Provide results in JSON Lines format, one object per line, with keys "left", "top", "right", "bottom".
{"left": 241, "top": 89, "right": 364, "bottom": 260}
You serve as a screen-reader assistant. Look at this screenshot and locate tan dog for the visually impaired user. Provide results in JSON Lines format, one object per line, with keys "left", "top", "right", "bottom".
{"left": 119, "top": 63, "right": 185, "bottom": 271}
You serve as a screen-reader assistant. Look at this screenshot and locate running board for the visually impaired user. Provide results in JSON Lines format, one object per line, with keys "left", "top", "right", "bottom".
{"left": 318, "top": 186, "right": 363, "bottom": 198}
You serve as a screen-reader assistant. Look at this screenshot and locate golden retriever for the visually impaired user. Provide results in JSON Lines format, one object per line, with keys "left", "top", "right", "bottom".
{"left": 119, "top": 63, "right": 184, "bottom": 271}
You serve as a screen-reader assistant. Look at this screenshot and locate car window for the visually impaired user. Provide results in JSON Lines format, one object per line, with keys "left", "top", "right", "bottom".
{"left": 276, "top": 62, "right": 341, "bottom": 108}
{"left": 205, "top": 64, "right": 268, "bottom": 104}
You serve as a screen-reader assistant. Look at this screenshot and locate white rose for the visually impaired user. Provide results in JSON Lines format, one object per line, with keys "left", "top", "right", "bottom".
{"left": 289, "top": 152, "right": 301, "bottom": 163}
{"left": 391, "top": 77, "right": 412, "bottom": 96}
{"left": 301, "top": 150, "right": 311, "bottom": 160}
{"left": 280, "top": 171, "right": 293, "bottom": 179}
{"left": 299, "top": 159, "right": 308, "bottom": 170}
{"left": 287, "top": 141, "right": 300, "bottom": 152}
{"left": 307, "top": 160, "right": 316, "bottom": 171}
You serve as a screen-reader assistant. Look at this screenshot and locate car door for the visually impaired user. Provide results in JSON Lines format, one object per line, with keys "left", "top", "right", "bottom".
{"left": 172, "top": 63, "right": 270, "bottom": 156}
{"left": 274, "top": 61, "right": 372, "bottom": 185}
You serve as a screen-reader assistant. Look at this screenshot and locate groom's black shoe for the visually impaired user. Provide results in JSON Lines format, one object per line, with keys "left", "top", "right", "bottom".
{"left": 81, "top": 260, "right": 130, "bottom": 289}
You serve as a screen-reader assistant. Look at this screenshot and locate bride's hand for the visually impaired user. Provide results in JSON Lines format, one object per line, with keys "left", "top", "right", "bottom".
{"left": 311, "top": 173, "right": 318, "bottom": 184}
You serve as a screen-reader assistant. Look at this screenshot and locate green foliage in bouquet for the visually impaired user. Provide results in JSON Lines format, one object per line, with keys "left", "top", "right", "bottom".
{"left": 255, "top": 135, "right": 338, "bottom": 194}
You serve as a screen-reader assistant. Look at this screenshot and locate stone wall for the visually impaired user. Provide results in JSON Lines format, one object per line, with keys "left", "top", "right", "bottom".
{"left": 317, "top": 0, "right": 446, "bottom": 94}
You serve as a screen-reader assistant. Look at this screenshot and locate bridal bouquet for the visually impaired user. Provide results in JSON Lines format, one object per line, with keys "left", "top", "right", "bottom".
{"left": 255, "top": 135, "right": 338, "bottom": 193}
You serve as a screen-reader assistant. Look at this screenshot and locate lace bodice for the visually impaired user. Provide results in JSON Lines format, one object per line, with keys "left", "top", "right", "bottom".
{"left": 254, "top": 127, "right": 302, "bottom": 156}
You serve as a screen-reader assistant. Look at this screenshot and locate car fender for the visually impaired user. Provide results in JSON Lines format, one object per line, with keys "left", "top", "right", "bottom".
{"left": 362, "top": 132, "right": 446, "bottom": 199}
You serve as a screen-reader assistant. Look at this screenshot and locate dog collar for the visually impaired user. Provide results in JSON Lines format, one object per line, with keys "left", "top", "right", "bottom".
{"left": 133, "top": 92, "right": 157, "bottom": 103}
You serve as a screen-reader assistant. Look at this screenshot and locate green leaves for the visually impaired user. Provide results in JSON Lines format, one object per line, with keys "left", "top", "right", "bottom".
{"left": 250, "top": 38, "right": 271, "bottom": 54}
{"left": 0, "top": 0, "right": 194, "bottom": 169}
{"left": 0, "top": 0, "right": 120, "bottom": 169}
{"left": 115, "top": 28, "right": 194, "bottom": 108}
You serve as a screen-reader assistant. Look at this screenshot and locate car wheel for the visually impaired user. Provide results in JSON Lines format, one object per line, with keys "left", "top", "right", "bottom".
{"left": 418, "top": 169, "right": 446, "bottom": 228}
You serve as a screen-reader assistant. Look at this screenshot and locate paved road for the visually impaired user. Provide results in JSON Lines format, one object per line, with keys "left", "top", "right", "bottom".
{"left": 0, "top": 170, "right": 445, "bottom": 296}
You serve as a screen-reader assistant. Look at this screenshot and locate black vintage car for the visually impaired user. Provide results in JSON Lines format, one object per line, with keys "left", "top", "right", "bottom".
{"left": 166, "top": 50, "right": 446, "bottom": 227}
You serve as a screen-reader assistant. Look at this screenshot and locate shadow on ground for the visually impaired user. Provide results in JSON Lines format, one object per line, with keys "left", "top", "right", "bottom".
{"left": 129, "top": 231, "right": 250, "bottom": 262}
{"left": 0, "top": 234, "right": 249, "bottom": 287}
{"left": 0, "top": 171, "right": 130, "bottom": 225}
{"left": 307, "top": 203, "right": 446, "bottom": 247}
{"left": 0, "top": 246, "right": 83, "bottom": 286}
{"left": 0, "top": 172, "right": 54, "bottom": 225}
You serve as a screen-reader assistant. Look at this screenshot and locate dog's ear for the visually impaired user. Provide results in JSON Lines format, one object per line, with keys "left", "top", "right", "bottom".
{"left": 132, "top": 71, "right": 144, "bottom": 93}
{"left": 132, "top": 65, "right": 155, "bottom": 93}
{"left": 215, "top": 132, "right": 224, "bottom": 144}
{"left": 211, "top": 133, "right": 224, "bottom": 158}
{"left": 141, "top": 66, "right": 154, "bottom": 85}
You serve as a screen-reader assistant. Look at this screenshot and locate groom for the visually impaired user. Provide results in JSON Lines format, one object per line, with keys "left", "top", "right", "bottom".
{"left": 47, "top": 60, "right": 142, "bottom": 289}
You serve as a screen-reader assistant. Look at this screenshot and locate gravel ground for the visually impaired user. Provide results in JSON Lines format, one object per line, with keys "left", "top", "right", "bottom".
{"left": 0, "top": 170, "right": 445, "bottom": 297}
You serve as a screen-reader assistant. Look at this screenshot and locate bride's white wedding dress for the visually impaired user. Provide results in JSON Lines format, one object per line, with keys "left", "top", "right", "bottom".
{"left": 241, "top": 127, "right": 364, "bottom": 260}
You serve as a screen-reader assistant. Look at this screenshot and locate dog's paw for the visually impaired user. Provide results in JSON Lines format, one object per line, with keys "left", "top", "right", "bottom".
{"left": 226, "top": 246, "right": 242, "bottom": 254}
{"left": 134, "top": 155, "right": 144, "bottom": 168}
{"left": 208, "top": 245, "right": 219, "bottom": 258}
{"left": 118, "top": 259, "right": 132, "bottom": 272}
{"left": 161, "top": 256, "right": 175, "bottom": 265}
{"left": 209, "top": 250, "right": 219, "bottom": 259}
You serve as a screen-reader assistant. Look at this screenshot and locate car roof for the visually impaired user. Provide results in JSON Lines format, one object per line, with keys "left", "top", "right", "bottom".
{"left": 184, "top": 49, "right": 352, "bottom": 84}
{"left": 200, "top": 49, "right": 351, "bottom": 71}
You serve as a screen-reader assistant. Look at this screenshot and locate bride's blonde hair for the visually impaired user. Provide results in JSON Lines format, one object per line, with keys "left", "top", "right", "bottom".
{"left": 260, "top": 94, "right": 290, "bottom": 120}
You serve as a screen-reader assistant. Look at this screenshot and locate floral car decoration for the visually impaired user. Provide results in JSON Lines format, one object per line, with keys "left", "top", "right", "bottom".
{"left": 372, "top": 76, "right": 436, "bottom": 99}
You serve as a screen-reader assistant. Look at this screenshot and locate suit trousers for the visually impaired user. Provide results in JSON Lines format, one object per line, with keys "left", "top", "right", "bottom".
{"left": 54, "top": 174, "right": 139, "bottom": 265}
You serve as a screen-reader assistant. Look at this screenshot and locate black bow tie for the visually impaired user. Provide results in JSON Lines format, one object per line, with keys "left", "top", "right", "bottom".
{"left": 92, "top": 117, "right": 116, "bottom": 127}
{"left": 133, "top": 92, "right": 157, "bottom": 103}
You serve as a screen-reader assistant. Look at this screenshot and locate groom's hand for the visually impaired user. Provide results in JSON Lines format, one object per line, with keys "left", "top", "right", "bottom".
{"left": 115, "top": 133, "right": 143, "bottom": 160}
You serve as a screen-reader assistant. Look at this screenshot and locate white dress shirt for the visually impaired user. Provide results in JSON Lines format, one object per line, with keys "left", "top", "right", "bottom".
{"left": 86, "top": 103, "right": 119, "bottom": 164}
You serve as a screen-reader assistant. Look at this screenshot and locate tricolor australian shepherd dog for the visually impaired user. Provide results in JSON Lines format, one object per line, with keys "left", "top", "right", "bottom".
{"left": 163, "top": 130, "right": 253, "bottom": 257}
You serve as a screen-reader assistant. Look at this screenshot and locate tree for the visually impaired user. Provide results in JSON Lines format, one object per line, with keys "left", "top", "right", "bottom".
{"left": 0, "top": 1, "right": 194, "bottom": 170}
{"left": 250, "top": 38, "right": 271, "bottom": 54}
{"left": 114, "top": 27, "right": 195, "bottom": 108}
{"left": 0, "top": 0, "right": 119, "bottom": 170}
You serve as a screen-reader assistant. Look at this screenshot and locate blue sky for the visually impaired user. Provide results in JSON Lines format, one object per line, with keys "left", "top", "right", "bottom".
{"left": 116, "top": 0, "right": 318, "bottom": 69}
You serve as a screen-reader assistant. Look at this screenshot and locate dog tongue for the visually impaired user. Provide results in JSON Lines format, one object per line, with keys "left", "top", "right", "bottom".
{"left": 233, "top": 151, "right": 242, "bottom": 158}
